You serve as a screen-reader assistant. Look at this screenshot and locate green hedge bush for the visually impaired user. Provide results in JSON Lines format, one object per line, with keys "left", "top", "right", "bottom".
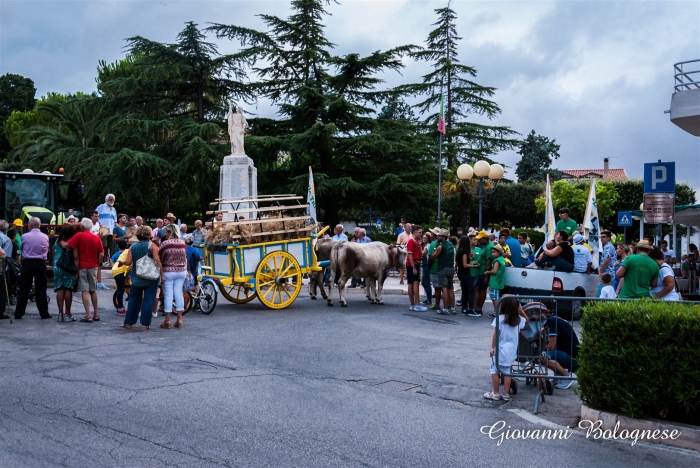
{"left": 578, "top": 300, "right": 700, "bottom": 425}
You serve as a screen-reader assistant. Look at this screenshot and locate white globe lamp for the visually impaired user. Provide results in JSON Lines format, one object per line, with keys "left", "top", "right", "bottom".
{"left": 457, "top": 164, "right": 473, "bottom": 181}
{"left": 473, "top": 160, "right": 491, "bottom": 178}
{"left": 488, "top": 164, "right": 504, "bottom": 180}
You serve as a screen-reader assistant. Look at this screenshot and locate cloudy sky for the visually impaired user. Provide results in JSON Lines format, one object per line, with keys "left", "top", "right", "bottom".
{"left": 2, "top": 0, "right": 699, "bottom": 188}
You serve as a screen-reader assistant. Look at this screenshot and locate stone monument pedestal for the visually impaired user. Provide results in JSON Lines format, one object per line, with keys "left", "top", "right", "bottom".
{"left": 219, "top": 155, "right": 257, "bottom": 220}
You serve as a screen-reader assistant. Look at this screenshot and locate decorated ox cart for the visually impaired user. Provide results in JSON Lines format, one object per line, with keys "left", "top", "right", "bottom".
{"left": 200, "top": 194, "right": 329, "bottom": 309}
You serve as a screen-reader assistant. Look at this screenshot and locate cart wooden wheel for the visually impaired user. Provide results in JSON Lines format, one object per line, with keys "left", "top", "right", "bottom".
{"left": 255, "top": 251, "right": 302, "bottom": 309}
{"left": 218, "top": 282, "right": 257, "bottom": 304}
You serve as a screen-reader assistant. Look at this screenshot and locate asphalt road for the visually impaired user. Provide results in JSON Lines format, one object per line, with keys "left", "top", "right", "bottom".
{"left": 0, "top": 283, "right": 697, "bottom": 467}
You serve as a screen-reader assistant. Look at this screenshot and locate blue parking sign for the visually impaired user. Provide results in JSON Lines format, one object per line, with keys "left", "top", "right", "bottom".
{"left": 618, "top": 212, "right": 633, "bottom": 227}
{"left": 644, "top": 162, "right": 675, "bottom": 193}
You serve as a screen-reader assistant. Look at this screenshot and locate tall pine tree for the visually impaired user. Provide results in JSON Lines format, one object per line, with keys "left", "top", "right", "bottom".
{"left": 209, "top": 0, "right": 429, "bottom": 226}
{"left": 404, "top": 4, "right": 519, "bottom": 231}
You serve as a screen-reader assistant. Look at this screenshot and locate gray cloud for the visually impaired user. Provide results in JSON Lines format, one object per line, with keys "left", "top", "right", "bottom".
{"left": 1, "top": 0, "right": 698, "bottom": 188}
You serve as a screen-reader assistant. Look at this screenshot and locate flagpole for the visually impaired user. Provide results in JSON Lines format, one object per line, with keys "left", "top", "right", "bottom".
{"left": 437, "top": 82, "right": 444, "bottom": 228}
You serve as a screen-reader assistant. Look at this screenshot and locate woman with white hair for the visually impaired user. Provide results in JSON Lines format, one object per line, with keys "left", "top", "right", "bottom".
{"left": 159, "top": 224, "right": 188, "bottom": 328}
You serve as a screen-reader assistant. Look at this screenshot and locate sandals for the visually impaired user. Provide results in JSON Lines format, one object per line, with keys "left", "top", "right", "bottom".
{"left": 502, "top": 394, "right": 511, "bottom": 401}
{"left": 174, "top": 321, "right": 183, "bottom": 328}
{"left": 93, "top": 316, "right": 100, "bottom": 321}
{"left": 120, "top": 324, "right": 132, "bottom": 329}
{"left": 57, "top": 315, "right": 64, "bottom": 322}
{"left": 160, "top": 322, "right": 171, "bottom": 329}
{"left": 483, "top": 392, "right": 502, "bottom": 400}
{"left": 80, "top": 317, "right": 93, "bottom": 323}
{"left": 65, "top": 315, "right": 76, "bottom": 322}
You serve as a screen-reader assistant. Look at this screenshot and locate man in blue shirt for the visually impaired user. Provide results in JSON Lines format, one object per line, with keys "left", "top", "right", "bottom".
{"left": 500, "top": 228, "right": 522, "bottom": 268}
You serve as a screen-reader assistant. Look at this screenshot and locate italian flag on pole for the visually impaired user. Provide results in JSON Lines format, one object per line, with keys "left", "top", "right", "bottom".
{"left": 437, "top": 93, "right": 446, "bottom": 134}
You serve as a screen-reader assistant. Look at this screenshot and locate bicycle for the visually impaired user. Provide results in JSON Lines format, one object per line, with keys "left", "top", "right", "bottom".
{"left": 190, "top": 267, "right": 218, "bottom": 315}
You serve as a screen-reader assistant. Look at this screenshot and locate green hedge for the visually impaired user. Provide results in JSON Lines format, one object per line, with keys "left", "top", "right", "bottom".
{"left": 578, "top": 300, "right": 700, "bottom": 425}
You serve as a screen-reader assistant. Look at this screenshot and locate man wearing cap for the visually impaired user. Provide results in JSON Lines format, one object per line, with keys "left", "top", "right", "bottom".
{"left": 572, "top": 233, "right": 593, "bottom": 274}
{"left": 616, "top": 240, "right": 659, "bottom": 299}
{"left": 429, "top": 228, "right": 456, "bottom": 315}
{"left": 95, "top": 194, "right": 117, "bottom": 264}
{"left": 14, "top": 217, "right": 51, "bottom": 320}
{"left": 472, "top": 231, "right": 494, "bottom": 317}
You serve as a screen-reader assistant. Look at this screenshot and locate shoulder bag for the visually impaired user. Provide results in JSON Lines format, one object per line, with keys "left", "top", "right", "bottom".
{"left": 135, "top": 242, "right": 160, "bottom": 281}
{"left": 57, "top": 247, "right": 77, "bottom": 274}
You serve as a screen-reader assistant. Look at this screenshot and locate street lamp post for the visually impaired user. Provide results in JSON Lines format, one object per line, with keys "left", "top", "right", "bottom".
{"left": 457, "top": 161, "right": 504, "bottom": 230}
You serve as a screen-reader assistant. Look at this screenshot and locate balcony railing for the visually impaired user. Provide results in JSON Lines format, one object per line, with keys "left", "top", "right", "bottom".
{"left": 674, "top": 59, "right": 700, "bottom": 92}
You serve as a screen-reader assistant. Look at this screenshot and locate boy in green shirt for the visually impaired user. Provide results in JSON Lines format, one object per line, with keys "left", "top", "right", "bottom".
{"left": 472, "top": 231, "right": 494, "bottom": 317}
{"left": 485, "top": 244, "right": 506, "bottom": 317}
{"left": 616, "top": 240, "right": 659, "bottom": 298}
{"left": 555, "top": 207, "right": 578, "bottom": 239}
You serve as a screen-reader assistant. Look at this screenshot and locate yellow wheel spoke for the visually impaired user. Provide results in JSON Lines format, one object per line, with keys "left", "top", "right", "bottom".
{"left": 263, "top": 285, "right": 276, "bottom": 300}
{"left": 258, "top": 279, "right": 275, "bottom": 288}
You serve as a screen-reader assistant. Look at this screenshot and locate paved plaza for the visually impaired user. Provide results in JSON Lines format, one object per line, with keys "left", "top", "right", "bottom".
{"left": 0, "top": 276, "right": 697, "bottom": 467}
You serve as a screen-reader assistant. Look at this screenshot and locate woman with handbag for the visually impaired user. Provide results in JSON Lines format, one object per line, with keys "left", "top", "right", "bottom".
{"left": 159, "top": 225, "right": 188, "bottom": 329}
{"left": 120, "top": 226, "right": 163, "bottom": 330}
{"left": 54, "top": 224, "right": 78, "bottom": 322}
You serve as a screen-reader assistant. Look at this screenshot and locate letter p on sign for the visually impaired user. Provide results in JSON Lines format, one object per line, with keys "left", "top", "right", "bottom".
{"left": 644, "top": 162, "right": 675, "bottom": 193}
{"left": 652, "top": 166, "right": 666, "bottom": 190}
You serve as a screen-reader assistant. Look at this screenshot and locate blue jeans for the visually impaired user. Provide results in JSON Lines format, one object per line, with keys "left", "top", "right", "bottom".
{"left": 163, "top": 270, "right": 187, "bottom": 312}
{"left": 547, "top": 350, "right": 579, "bottom": 373}
{"left": 521, "top": 255, "right": 536, "bottom": 267}
{"left": 537, "top": 254, "right": 574, "bottom": 272}
{"left": 421, "top": 266, "right": 432, "bottom": 302}
{"left": 124, "top": 281, "right": 158, "bottom": 326}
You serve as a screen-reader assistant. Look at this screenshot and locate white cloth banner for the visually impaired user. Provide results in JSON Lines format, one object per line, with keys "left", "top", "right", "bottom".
{"left": 544, "top": 174, "right": 556, "bottom": 242}
{"left": 307, "top": 166, "right": 317, "bottom": 224}
{"left": 583, "top": 180, "right": 601, "bottom": 269}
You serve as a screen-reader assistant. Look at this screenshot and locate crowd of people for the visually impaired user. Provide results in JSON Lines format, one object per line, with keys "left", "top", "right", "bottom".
{"left": 0, "top": 194, "right": 204, "bottom": 330}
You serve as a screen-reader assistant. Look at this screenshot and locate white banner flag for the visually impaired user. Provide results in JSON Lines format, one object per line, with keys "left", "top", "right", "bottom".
{"left": 544, "top": 174, "right": 556, "bottom": 242}
{"left": 583, "top": 180, "right": 601, "bottom": 269}
{"left": 307, "top": 166, "right": 317, "bottom": 224}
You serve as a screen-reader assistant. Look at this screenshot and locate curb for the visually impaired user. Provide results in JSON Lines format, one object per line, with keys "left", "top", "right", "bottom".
{"left": 581, "top": 404, "right": 699, "bottom": 452}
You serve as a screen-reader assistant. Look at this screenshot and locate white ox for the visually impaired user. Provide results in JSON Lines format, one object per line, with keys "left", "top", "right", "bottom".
{"left": 327, "top": 241, "right": 407, "bottom": 307}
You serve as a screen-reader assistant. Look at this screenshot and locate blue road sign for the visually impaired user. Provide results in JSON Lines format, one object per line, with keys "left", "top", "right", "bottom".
{"left": 618, "top": 211, "right": 633, "bottom": 227}
{"left": 644, "top": 161, "right": 675, "bottom": 193}
{"left": 376, "top": 219, "right": 382, "bottom": 226}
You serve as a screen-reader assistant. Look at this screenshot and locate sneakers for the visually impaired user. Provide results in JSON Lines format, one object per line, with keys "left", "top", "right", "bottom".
{"left": 525, "top": 263, "right": 538, "bottom": 269}
{"left": 488, "top": 313, "right": 497, "bottom": 319}
{"left": 409, "top": 305, "right": 415, "bottom": 311}
{"left": 116, "top": 308, "right": 126, "bottom": 316}
{"left": 449, "top": 307, "right": 457, "bottom": 315}
{"left": 467, "top": 310, "right": 482, "bottom": 317}
{"left": 437, "top": 309, "right": 451, "bottom": 315}
{"left": 421, "top": 300, "right": 431, "bottom": 305}
{"left": 413, "top": 305, "right": 427, "bottom": 312}
{"left": 554, "top": 373, "right": 577, "bottom": 389}
{"left": 152, "top": 311, "right": 158, "bottom": 318}
{"left": 461, "top": 309, "right": 469, "bottom": 315}
{"left": 429, "top": 304, "right": 440, "bottom": 311}
{"left": 456, "top": 300, "right": 462, "bottom": 306}
{"left": 96, "top": 283, "right": 110, "bottom": 290}
{"left": 483, "top": 392, "right": 502, "bottom": 400}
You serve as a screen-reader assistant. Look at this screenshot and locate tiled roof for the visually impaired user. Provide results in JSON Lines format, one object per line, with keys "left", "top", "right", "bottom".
{"left": 560, "top": 169, "right": 628, "bottom": 181}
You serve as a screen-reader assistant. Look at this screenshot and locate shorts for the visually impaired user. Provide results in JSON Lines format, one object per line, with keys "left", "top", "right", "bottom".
{"left": 436, "top": 267, "right": 454, "bottom": 289}
{"left": 78, "top": 268, "right": 98, "bottom": 292}
{"left": 102, "top": 235, "right": 114, "bottom": 254}
{"left": 406, "top": 264, "right": 421, "bottom": 283}
{"left": 490, "top": 360, "right": 512, "bottom": 375}
{"left": 430, "top": 273, "right": 439, "bottom": 288}
{"left": 489, "top": 288, "right": 501, "bottom": 301}
{"left": 475, "top": 275, "right": 487, "bottom": 289}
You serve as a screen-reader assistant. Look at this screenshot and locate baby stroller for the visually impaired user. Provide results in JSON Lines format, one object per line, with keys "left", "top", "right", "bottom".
{"left": 510, "top": 301, "right": 554, "bottom": 395}
{"left": 6, "top": 257, "right": 51, "bottom": 305}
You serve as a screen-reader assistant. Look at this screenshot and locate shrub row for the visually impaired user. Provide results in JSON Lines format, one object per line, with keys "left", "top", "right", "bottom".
{"left": 578, "top": 300, "right": 700, "bottom": 426}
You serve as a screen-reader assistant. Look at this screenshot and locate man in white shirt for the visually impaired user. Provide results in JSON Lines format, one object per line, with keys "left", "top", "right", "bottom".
{"left": 89, "top": 210, "right": 109, "bottom": 289}
{"left": 331, "top": 224, "right": 348, "bottom": 241}
{"left": 572, "top": 233, "right": 592, "bottom": 274}
{"left": 95, "top": 194, "right": 117, "bottom": 263}
{"left": 660, "top": 240, "right": 676, "bottom": 265}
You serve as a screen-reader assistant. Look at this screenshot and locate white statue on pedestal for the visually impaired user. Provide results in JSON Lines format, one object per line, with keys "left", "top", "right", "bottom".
{"left": 227, "top": 103, "right": 248, "bottom": 155}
